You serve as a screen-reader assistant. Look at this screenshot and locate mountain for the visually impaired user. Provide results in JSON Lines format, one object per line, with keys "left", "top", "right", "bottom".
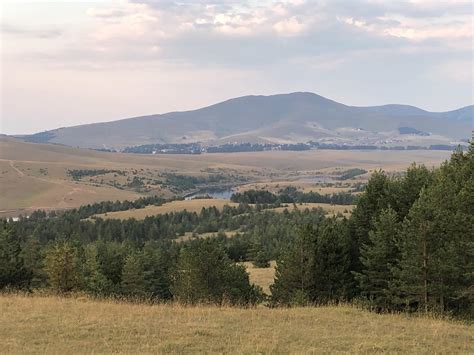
{"left": 365, "top": 104, "right": 473, "bottom": 124}
{"left": 19, "top": 92, "right": 473, "bottom": 149}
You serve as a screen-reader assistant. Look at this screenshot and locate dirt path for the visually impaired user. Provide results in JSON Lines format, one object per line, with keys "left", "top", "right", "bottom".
{"left": 4, "top": 159, "right": 89, "bottom": 210}
{"left": 8, "top": 160, "right": 25, "bottom": 177}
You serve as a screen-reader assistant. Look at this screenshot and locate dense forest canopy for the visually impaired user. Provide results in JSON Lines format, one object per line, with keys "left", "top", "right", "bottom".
{"left": 0, "top": 144, "right": 472, "bottom": 316}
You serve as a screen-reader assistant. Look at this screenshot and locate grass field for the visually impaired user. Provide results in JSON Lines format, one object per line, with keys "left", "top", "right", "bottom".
{"left": 93, "top": 199, "right": 239, "bottom": 220}
{"left": 271, "top": 203, "right": 354, "bottom": 216}
{"left": 1, "top": 294, "right": 472, "bottom": 353}
{"left": 1, "top": 137, "right": 451, "bottom": 217}
{"left": 237, "top": 180, "right": 356, "bottom": 194}
{"left": 241, "top": 261, "right": 277, "bottom": 294}
{"left": 92, "top": 200, "right": 354, "bottom": 220}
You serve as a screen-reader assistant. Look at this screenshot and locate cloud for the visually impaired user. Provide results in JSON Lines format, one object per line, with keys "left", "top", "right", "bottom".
{"left": 3, "top": 0, "right": 466, "bottom": 74}
{"left": 1, "top": 0, "right": 472, "bottom": 134}
{"left": 273, "top": 17, "right": 307, "bottom": 36}
{"left": 1, "top": 23, "right": 63, "bottom": 38}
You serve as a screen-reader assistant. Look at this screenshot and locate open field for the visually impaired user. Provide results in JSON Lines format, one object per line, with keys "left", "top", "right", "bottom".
{"left": 241, "top": 261, "right": 277, "bottom": 294}
{"left": 1, "top": 137, "right": 451, "bottom": 217}
{"left": 1, "top": 294, "right": 472, "bottom": 353}
{"left": 93, "top": 199, "right": 239, "bottom": 220}
{"left": 236, "top": 180, "right": 356, "bottom": 194}
{"left": 271, "top": 203, "right": 354, "bottom": 216}
{"left": 92, "top": 200, "right": 354, "bottom": 220}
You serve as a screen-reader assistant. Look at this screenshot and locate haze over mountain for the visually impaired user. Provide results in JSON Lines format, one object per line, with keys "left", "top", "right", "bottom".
{"left": 20, "top": 92, "right": 472, "bottom": 150}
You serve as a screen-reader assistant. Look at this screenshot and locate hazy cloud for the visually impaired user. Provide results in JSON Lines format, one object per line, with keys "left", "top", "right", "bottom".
{"left": 1, "top": 23, "right": 64, "bottom": 38}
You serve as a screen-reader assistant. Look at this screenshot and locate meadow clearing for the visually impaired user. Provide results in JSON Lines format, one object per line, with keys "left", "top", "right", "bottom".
{"left": 1, "top": 293, "right": 472, "bottom": 353}
{"left": 91, "top": 199, "right": 354, "bottom": 220}
{"left": 92, "top": 199, "right": 239, "bottom": 220}
{"left": 241, "top": 261, "right": 277, "bottom": 294}
{"left": 270, "top": 202, "right": 354, "bottom": 216}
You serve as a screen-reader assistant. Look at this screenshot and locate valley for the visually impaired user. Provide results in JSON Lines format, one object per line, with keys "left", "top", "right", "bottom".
{"left": 2, "top": 1, "right": 473, "bottom": 352}
{"left": 0, "top": 136, "right": 451, "bottom": 218}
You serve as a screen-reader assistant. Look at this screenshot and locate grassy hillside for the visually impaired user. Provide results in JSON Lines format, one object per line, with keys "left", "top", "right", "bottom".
{"left": 1, "top": 294, "right": 471, "bottom": 353}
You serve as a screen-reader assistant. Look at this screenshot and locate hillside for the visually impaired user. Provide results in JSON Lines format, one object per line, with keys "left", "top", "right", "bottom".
{"left": 19, "top": 92, "right": 473, "bottom": 149}
{"left": 1, "top": 294, "right": 471, "bottom": 353}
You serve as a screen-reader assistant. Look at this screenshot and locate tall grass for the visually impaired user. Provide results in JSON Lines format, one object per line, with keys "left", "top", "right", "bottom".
{"left": 1, "top": 293, "right": 472, "bottom": 353}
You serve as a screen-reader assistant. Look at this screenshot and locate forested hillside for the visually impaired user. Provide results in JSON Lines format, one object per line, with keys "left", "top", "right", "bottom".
{"left": 1, "top": 144, "right": 472, "bottom": 316}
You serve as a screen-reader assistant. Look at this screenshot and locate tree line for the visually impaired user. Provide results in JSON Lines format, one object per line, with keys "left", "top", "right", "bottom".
{"left": 231, "top": 187, "right": 356, "bottom": 205}
{"left": 271, "top": 145, "right": 473, "bottom": 316}
{"left": 0, "top": 201, "right": 325, "bottom": 304}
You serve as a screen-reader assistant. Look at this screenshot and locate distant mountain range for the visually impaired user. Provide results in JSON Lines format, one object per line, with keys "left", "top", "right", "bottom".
{"left": 18, "top": 92, "right": 473, "bottom": 150}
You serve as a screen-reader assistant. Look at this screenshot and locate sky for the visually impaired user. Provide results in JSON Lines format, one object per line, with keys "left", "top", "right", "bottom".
{"left": 1, "top": 0, "right": 472, "bottom": 135}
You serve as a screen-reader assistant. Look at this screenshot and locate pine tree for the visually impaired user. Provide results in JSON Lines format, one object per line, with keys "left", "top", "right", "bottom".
{"left": 252, "top": 250, "right": 271, "bottom": 268}
{"left": 121, "top": 253, "right": 148, "bottom": 298}
{"left": 354, "top": 208, "right": 399, "bottom": 310}
{"left": 141, "top": 241, "right": 173, "bottom": 300}
{"left": 396, "top": 146, "right": 473, "bottom": 314}
{"left": 349, "top": 171, "right": 393, "bottom": 276}
{"left": 350, "top": 171, "right": 392, "bottom": 247}
{"left": 96, "top": 241, "right": 125, "bottom": 287}
{"left": 313, "top": 217, "right": 353, "bottom": 303}
{"left": 270, "top": 225, "right": 317, "bottom": 306}
{"left": 0, "top": 225, "right": 31, "bottom": 289}
{"left": 44, "top": 241, "right": 82, "bottom": 293}
{"left": 394, "top": 164, "right": 434, "bottom": 220}
{"left": 83, "top": 244, "right": 114, "bottom": 296}
{"left": 20, "top": 234, "right": 46, "bottom": 289}
{"left": 171, "top": 239, "right": 261, "bottom": 305}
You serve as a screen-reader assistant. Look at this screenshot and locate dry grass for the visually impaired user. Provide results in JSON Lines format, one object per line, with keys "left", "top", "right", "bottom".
{"left": 241, "top": 261, "right": 277, "bottom": 294}
{"left": 271, "top": 203, "right": 354, "bottom": 216}
{"left": 1, "top": 294, "right": 472, "bottom": 353}
{"left": 93, "top": 200, "right": 354, "bottom": 220}
{"left": 236, "top": 180, "right": 356, "bottom": 194}
{"left": 93, "top": 199, "right": 239, "bottom": 220}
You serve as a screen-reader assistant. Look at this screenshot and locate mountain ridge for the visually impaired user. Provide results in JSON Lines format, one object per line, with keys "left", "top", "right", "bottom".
{"left": 17, "top": 92, "right": 473, "bottom": 149}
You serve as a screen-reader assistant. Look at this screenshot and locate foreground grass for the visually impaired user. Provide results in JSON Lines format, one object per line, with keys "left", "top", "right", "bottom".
{"left": 1, "top": 294, "right": 472, "bottom": 353}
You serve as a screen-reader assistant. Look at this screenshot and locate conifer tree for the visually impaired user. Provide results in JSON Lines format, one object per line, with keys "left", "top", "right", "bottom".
{"left": 350, "top": 171, "right": 392, "bottom": 247}
{"left": 171, "top": 239, "right": 261, "bottom": 305}
{"left": 141, "top": 241, "right": 173, "bottom": 300}
{"left": 396, "top": 145, "right": 473, "bottom": 313}
{"left": 83, "top": 244, "right": 114, "bottom": 296}
{"left": 44, "top": 241, "right": 82, "bottom": 293}
{"left": 0, "top": 225, "right": 31, "bottom": 289}
{"left": 252, "top": 250, "right": 271, "bottom": 268}
{"left": 313, "top": 217, "right": 353, "bottom": 303}
{"left": 20, "top": 234, "right": 46, "bottom": 289}
{"left": 270, "top": 225, "right": 317, "bottom": 306}
{"left": 121, "top": 253, "right": 148, "bottom": 298}
{"left": 354, "top": 208, "right": 399, "bottom": 310}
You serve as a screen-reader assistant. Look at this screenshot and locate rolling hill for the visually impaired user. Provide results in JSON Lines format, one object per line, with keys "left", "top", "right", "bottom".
{"left": 0, "top": 136, "right": 451, "bottom": 217}
{"left": 18, "top": 92, "right": 473, "bottom": 150}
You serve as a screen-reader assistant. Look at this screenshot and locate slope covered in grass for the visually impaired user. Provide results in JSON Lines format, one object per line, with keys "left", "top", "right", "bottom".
{"left": 1, "top": 294, "right": 471, "bottom": 353}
